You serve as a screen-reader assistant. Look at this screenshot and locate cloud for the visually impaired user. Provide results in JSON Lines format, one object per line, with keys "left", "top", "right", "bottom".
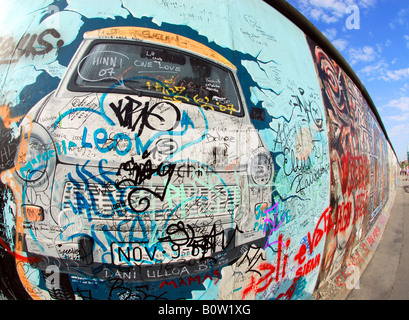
{"left": 292, "top": 0, "right": 347, "bottom": 23}
{"left": 323, "top": 27, "right": 337, "bottom": 40}
{"left": 385, "top": 96, "right": 409, "bottom": 112}
{"left": 400, "top": 83, "right": 409, "bottom": 93}
{"left": 383, "top": 97, "right": 409, "bottom": 144}
{"left": 381, "top": 68, "right": 409, "bottom": 81}
{"left": 389, "top": 8, "right": 409, "bottom": 29}
{"left": 360, "top": 60, "right": 388, "bottom": 77}
{"left": 384, "top": 98, "right": 409, "bottom": 123}
{"left": 359, "top": 59, "right": 409, "bottom": 81}
{"left": 333, "top": 38, "right": 349, "bottom": 51}
{"left": 386, "top": 113, "right": 409, "bottom": 122}
{"left": 358, "top": 0, "right": 378, "bottom": 9}
{"left": 387, "top": 123, "right": 409, "bottom": 138}
{"left": 405, "top": 35, "right": 409, "bottom": 49}
{"left": 349, "top": 46, "right": 377, "bottom": 65}
{"left": 287, "top": 0, "right": 377, "bottom": 24}
{"left": 322, "top": 27, "right": 348, "bottom": 51}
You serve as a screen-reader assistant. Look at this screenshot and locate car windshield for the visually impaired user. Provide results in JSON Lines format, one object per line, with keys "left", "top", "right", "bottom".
{"left": 71, "top": 41, "right": 243, "bottom": 117}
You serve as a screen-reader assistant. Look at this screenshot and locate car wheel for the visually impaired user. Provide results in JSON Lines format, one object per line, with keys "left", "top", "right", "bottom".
{"left": 43, "top": 270, "right": 75, "bottom": 300}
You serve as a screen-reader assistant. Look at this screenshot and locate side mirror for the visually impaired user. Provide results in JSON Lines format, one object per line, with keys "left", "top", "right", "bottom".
{"left": 250, "top": 107, "right": 265, "bottom": 121}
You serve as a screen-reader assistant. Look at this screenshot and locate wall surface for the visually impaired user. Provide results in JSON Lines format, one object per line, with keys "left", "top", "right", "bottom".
{"left": 0, "top": 0, "right": 398, "bottom": 300}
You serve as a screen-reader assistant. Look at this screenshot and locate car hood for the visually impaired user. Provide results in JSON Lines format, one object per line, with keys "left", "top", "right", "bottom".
{"left": 35, "top": 92, "right": 263, "bottom": 171}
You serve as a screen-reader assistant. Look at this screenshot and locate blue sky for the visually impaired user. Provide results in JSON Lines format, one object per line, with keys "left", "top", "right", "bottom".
{"left": 286, "top": 0, "right": 409, "bottom": 162}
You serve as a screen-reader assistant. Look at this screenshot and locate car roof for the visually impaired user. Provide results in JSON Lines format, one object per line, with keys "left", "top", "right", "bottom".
{"left": 84, "top": 27, "right": 236, "bottom": 71}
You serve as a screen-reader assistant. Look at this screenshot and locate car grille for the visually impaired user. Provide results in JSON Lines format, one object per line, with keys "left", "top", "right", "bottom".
{"left": 62, "top": 181, "right": 240, "bottom": 221}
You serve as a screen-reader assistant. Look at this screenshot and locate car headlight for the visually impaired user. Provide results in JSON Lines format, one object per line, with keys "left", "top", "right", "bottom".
{"left": 249, "top": 151, "right": 273, "bottom": 185}
{"left": 15, "top": 122, "right": 56, "bottom": 183}
{"left": 17, "top": 136, "right": 48, "bottom": 181}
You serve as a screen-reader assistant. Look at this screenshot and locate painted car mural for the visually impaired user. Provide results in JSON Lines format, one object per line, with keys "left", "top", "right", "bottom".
{"left": 11, "top": 26, "right": 274, "bottom": 298}
{"left": 0, "top": 0, "right": 398, "bottom": 301}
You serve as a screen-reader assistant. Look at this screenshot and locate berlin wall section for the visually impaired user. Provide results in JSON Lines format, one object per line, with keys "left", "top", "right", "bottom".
{"left": 0, "top": 0, "right": 398, "bottom": 300}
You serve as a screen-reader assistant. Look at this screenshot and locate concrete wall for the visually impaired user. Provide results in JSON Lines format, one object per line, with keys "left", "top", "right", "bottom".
{"left": 0, "top": 0, "right": 398, "bottom": 300}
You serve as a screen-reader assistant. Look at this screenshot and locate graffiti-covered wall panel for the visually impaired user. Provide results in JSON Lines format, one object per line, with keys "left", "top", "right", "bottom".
{"left": 306, "top": 38, "right": 394, "bottom": 291}
{"left": 0, "top": 0, "right": 398, "bottom": 300}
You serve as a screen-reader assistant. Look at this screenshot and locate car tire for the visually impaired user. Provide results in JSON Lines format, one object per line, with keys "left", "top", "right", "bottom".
{"left": 43, "top": 271, "right": 75, "bottom": 300}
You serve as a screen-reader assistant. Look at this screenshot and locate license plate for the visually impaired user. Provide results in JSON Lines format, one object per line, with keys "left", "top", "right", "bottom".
{"left": 111, "top": 240, "right": 223, "bottom": 266}
{"left": 111, "top": 242, "right": 165, "bottom": 266}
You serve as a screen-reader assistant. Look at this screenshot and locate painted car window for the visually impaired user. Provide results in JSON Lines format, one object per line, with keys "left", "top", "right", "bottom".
{"left": 73, "top": 41, "right": 243, "bottom": 116}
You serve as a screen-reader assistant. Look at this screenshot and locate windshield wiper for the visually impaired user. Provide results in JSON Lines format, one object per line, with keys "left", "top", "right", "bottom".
{"left": 115, "top": 79, "right": 143, "bottom": 97}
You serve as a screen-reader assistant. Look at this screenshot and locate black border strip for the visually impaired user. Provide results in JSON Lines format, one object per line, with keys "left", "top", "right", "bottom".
{"left": 262, "top": 0, "right": 397, "bottom": 159}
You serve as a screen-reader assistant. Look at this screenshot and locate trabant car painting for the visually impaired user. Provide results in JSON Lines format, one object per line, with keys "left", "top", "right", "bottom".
{"left": 12, "top": 27, "right": 273, "bottom": 298}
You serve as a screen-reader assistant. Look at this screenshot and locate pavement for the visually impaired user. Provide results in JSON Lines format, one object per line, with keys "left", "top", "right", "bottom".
{"left": 347, "top": 176, "right": 409, "bottom": 300}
